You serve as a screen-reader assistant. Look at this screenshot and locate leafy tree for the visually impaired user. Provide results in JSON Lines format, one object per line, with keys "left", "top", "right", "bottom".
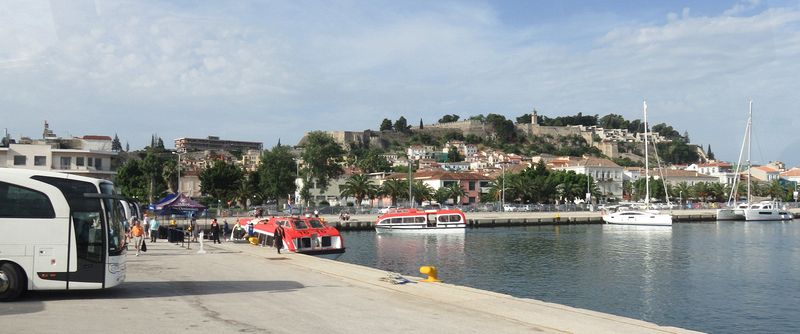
{"left": 598, "top": 114, "right": 628, "bottom": 129}
{"left": 112, "top": 134, "right": 122, "bottom": 151}
{"left": 469, "top": 114, "right": 485, "bottom": 122}
{"left": 441, "top": 130, "right": 465, "bottom": 144}
{"left": 464, "top": 134, "right": 483, "bottom": 145}
{"left": 394, "top": 116, "right": 410, "bottom": 133}
{"left": 125, "top": 142, "right": 130, "bottom": 152}
{"left": 408, "top": 132, "right": 437, "bottom": 146}
{"left": 656, "top": 142, "right": 700, "bottom": 165}
{"left": 516, "top": 114, "right": 532, "bottom": 124}
{"left": 438, "top": 114, "right": 460, "bottom": 123}
{"left": 379, "top": 118, "right": 393, "bottom": 131}
{"left": 339, "top": 174, "right": 378, "bottom": 207}
{"left": 161, "top": 158, "right": 178, "bottom": 193}
{"left": 257, "top": 144, "right": 298, "bottom": 206}
{"left": 199, "top": 160, "right": 244, "bottom": 205}
{"left": 707, "top": 144, "right": 715, "bottom": 160}
{"left": 300, "top": 131, "right": 345, "bottom": 194}
{"left": 485, "top": 114, "right": 518, "bottom": 143}
{"left": 357, "top": 151, "right": 392, "bottom": 173}
{"left": 419, "top": 118, "right": 423, "bottom": 129}
{"left": 115, "top": 158, "right": 149, "bottom": 201}
{"left": 446, "top": 146, "right": 463, "bottom": 162}
{"left": 141, "top": 149, "right": 168, "bottom": 203}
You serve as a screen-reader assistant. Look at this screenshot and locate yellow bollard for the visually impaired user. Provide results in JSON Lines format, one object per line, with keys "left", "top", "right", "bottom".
{"left": 555, "top": 213, "right": 561, "bottom": 222}
{"left": 248, "top": 236, "right": 259, "bottom": 245}
{"left": 419, "top": 266, "right": 441, "bottom": 283}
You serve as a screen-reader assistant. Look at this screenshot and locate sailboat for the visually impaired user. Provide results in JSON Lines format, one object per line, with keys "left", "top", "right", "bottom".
{"left": 739, "top": 100, "right": 792, "bottom": 221}
{"left": 602, "top": 101, "right": 673, "bottom": 226}
{"left": 716, "top": 102, "right": 751, "bottom": 221}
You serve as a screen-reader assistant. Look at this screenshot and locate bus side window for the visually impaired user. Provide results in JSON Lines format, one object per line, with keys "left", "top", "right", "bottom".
{"left": 0, "top": 181, "right": 56, "bottom": 219}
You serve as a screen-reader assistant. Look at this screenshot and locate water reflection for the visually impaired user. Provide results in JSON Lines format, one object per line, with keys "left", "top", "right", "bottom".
{"left": 374, "top": 233, "right": 466, "bottom": 277}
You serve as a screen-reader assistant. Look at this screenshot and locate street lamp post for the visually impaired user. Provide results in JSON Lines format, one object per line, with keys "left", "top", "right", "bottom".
{"left": 501, "top": 163, "right": 505, "bottom": 212}
{"left": 679, "top": 190, "right": 683, "bottom": 208}
{"left": 172, "top": 149, "right": 185, "bottom": 195}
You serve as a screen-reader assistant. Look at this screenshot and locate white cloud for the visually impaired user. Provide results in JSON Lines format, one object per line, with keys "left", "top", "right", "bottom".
{"left": 1, "top": 1, "right": 800, "bottom": 166}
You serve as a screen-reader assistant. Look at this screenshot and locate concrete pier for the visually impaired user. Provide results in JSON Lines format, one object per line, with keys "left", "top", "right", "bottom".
{"left": 0, "top": 241, "right": 702, "bottom": 334}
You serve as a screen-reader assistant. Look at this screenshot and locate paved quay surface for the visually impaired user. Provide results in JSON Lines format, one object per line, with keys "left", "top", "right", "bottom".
{"left": 1, "top": 240, "right": 702, "bottom": 334}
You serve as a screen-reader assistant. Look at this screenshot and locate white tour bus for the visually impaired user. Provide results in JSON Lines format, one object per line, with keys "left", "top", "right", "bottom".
{"left": 0, "top": 168, "right": 128, "bottom": 301}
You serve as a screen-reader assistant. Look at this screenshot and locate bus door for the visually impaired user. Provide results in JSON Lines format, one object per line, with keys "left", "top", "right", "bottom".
{"left": 68, "top": 211, "right": 106, "bottom": 287}
{"left": 31, "top": 176, "right": 107, "bottom": 288}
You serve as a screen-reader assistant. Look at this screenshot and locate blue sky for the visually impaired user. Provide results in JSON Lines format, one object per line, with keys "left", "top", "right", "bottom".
{"left": 2, "top": 0, "right": 799, "bottom": 166}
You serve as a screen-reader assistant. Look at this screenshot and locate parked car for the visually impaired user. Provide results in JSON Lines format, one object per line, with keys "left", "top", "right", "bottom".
{"left": 502, "top": 204, "right": 516, "bottom": 212}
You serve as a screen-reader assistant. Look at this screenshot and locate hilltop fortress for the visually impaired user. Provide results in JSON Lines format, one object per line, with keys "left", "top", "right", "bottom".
{"left": 301, "top": 110, "right": 683, "bottom": 161}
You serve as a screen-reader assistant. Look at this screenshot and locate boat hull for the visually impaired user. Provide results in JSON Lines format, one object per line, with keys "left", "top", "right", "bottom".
{"left": 375, "top": 224, "right": 466, "bottom": 233}
{"left": 716, "top": 208, "right": 745, "bottom": 221}
{"left": 602, "top": 210, "right": 673, "bottom": 226}
{"left": 744, "top": 209, "right": 792, "bottom": 221}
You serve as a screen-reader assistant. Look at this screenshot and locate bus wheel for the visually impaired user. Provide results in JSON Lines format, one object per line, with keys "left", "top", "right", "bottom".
{"left": 0, "top": 263, "right": 24, "bottom": 302}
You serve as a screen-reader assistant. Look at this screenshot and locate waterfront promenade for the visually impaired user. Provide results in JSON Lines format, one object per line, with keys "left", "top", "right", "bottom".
{"left": 0, "top": 240, "right": 701, "bottom": 333}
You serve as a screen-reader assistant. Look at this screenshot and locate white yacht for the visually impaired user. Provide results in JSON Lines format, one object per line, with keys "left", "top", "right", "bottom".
{"left": 603, "top": 101, "right": 672, "bottom": 227}
{"left": 744, "top": 201, "right": 792, "bottom": 221}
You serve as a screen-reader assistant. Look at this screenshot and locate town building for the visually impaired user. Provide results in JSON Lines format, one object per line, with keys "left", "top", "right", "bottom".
{"left": 0, "top": 123, "right": 117, "bottom": 180}
{"left": 551, "top": 157, "right": 624, "bottom": 201}
{"left": 174, "top": 136, "right": 262, "bottom": 153}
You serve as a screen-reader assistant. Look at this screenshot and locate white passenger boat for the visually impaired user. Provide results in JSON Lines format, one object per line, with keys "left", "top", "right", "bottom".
{"left": 375, "top": 208, "right": 467, "bottom": 233}
{"left": 602, "top": 101, "right": 672, "bottom": 227}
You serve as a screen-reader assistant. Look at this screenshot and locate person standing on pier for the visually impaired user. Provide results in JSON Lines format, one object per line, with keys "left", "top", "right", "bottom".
{"left": 149, "top": 216, "right": 160, "bottom": 242}
{"left": 130, "top": 218, "right": 144, "bottom": 256}
{"left": 273, "top": 223, "right": 285, "bottom": 254}
{"left": 210, "top": 218, "right": 222, "bottom": 244}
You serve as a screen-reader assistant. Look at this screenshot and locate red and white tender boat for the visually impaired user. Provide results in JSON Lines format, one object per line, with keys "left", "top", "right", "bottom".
{"left": 374, "top": 208, "right": 467, "bottom": 233}
{"left": 237, "top": 216, "right": 345, "bottom": 255}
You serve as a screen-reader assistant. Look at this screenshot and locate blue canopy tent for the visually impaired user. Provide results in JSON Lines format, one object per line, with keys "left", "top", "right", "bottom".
{"left": 153, "top": 193, "right": 207, "bottom": 216}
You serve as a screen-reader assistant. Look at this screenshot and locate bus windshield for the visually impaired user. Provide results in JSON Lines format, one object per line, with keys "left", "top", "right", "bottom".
{"left": 100, "top": 183, "right": 126, "bottom": 255}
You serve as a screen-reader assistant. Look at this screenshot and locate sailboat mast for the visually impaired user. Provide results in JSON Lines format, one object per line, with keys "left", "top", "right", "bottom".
{"left": 747, "top": 99, "right": 752, "bottom": 204}
{"left": 643, "top": 100, "right": 650, "bottom": 205}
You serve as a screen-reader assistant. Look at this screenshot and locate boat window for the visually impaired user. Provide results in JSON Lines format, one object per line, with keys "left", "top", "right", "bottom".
{"left": 449, "top": 214, "right": 462, "bottom": 222}
{"left": 307, "top": 219, "right": 324, "bottom": 228}
{"left": 402, "top": 217, "right": 416, "bottom": 224}
{"left": 293, "top": 220, "right": 308, "bottom": 229}
{"left": 276, "top": 220, "right": 289, "bottom": 227}
{"left": 414, "top": 216, "right": 426, "bottom": 223}
{"left": 390, "top": 217, "right": 402, "bottom": 224}
{"left": 438, "top": 215, "right": 449, "bottom": 222}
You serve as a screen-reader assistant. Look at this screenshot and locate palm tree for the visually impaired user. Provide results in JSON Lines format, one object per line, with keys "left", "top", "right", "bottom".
{"left": 673, "top": 182, "right": 691, "bottom": 204}
{"left": 339, "top": 174, "right": 377, "bottom": 207}
{"left": 447, "top": 183, "right": 467, "bottom": 205}
{"left": 434, "top": 187, "right": 451, "bottom": 205}
{"left": 411, "top": 180, "right": 434, "bottom": 206}
{"left": 765, "top": 179, "right": 787, "bottom": 200}
{"left": 380, "top": 178, "right": 407, "bottom": 207}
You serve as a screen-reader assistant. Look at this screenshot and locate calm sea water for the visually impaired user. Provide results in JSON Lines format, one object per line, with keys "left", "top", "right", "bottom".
{"left": 335, "top": 221, "right": 800, "bottom": 334}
